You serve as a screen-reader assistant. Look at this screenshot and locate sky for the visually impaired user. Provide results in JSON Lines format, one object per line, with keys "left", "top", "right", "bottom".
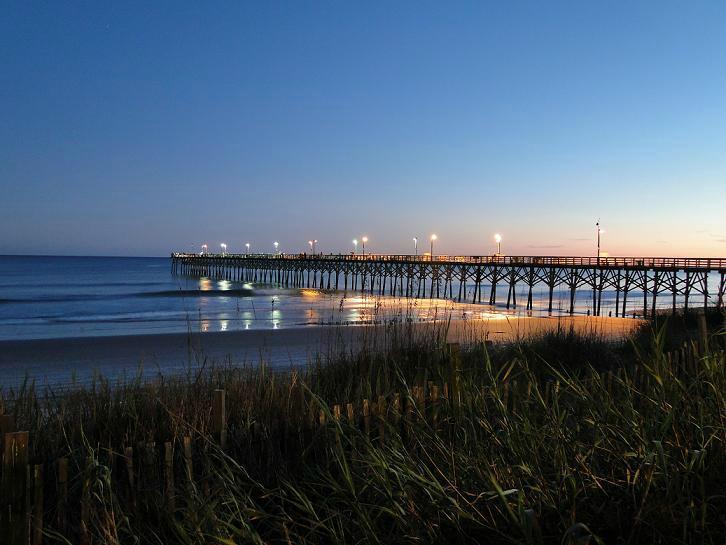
{"left": 1, "top": 2, "right": 725, "bottom": 257}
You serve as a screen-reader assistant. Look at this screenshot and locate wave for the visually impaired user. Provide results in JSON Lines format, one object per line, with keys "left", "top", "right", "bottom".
{"left": 0, "top": 287, "right": 255, "bottom": 304}
{"left": 0, "top": 295, "right": 116, "bottom": 303}
{"left": 51, "top": 312, "right": 190, "bottom": 324}
{"left": 140, "top": 288, "right": 254, "bottom": 298}
{"left": 0, "top": 281, "right": 169, "bottom": 289}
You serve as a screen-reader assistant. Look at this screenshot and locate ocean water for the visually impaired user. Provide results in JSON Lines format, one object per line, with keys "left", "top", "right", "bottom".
{"left": 1, "top": 256, "right": 719, "bottom": 342}
{"left": 0, "top": 256, "right": 495, "bottom": 341}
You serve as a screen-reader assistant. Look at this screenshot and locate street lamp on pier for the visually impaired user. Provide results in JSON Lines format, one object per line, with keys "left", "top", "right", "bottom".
{"left": 274, "top": 241, "right": 279, "bottom": 255}
{"left": 413, "top": 237, "right": 418, "bottom": 255}
{"left": 596, "top": 221, "right": 601, "bottom": 261}
{"left": 494, "top": 233, "right": 502, "bottom": 255}
{"left": 308, "top": 239, "right": 318, "bottom": 254}
{"left": 220, "top": 243, "right": 227, "bottom": 256}
{"left": 430, "top": 234, "right": 437, "bottom": 258}
{"left": 201, "top": 244, "right": 208, "bottom": 255}
{"left": 352, "top": 239, "right": 358, "bottom": 254}
{"left": 245, "top": 242, "right": 250, "bottom": 254}
{"left": 361, "top": 236, "right": 368, "bottom": 256}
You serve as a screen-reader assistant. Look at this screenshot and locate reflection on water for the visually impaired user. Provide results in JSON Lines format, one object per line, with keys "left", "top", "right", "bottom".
{"left": 300, "top": 289, "right": 321, "bottom": 298}
{"left": 178, "top": 286, "right": 526, "bottom": 335}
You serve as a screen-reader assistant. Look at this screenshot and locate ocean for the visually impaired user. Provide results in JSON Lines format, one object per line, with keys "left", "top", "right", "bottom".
{"left": 0, "top": 255, "right": 494, "bottom": 341}
{"left": 1, "top": 255, "right": 719, "bottom": 342}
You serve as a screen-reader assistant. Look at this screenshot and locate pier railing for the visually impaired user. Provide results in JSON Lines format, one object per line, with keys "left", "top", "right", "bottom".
{"left": 172, "top": 252, "right": 726, "bottom": 271}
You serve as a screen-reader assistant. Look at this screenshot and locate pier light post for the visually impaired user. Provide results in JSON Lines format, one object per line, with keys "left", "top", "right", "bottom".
{"left": 430, "top": 234, "right": 437, "bottom": 259}
{"left": 353, "top": 239, "right": 358, "bottom": 255}
{"left": 362, "top": 236, "right": 368, "bottom": 256}
{"left": 494, "top": 233, "right": 502, "bottom": 255}
{"left": 220, "top": 243, "right": 227, "bottom": 256}
{"left": 596, "top": 221, "right": 601, "bottom": 261}
{"left": 308, "top": 239, "right": 318, "bottom": 254}
{"left": 245, "top": 242, "right": 250, "bottom": 254}
{"left": 274, "top": 241, "right": 279, "bottom": 256}
{"left": 413, "top": 237, "right": 418, "bottom": 256}
{"left": 201, "top": 244, "right": 208, "bottom": 255}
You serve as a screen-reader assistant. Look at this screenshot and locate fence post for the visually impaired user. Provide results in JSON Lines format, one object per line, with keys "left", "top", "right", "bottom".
{"left": 143, "top": 442, "right": 158, "bottom": 495}
{"left": 697, "top": 314, "right": 708, "bottom": 355}
{"left": 80, "top": 456, "right": 92, "bottom": 545}
{"left": 57, "top": 457, "right": 68, "bottom": 533}
{"left": 164, "top": 442, "right": 175, "bottom": 512}
{"left": 183, "top": 437, "right": 193, "bottom": 483}
{"left": 447, "top": 343, "right": 462, "bottom": 411}
{"left": 1, "top": 431, "right": 29, "bottom": 545}
{"left": 377, "top": 395, "right": 386, "bottom": 445}
{"left": 32, "top": 464, "right": 43, "bottom": 545}
{"left": 0, "top": 414, "right": 14, "bottom": 434}
{"left": 362, "top": 399, "right": 371, "bottom": 437}
{"left": 213, "top": 389, "right": 227, "bottom": 449}
{"left": 430, "top": 385, "right": 440, "bottom": 430}
{"left": 123, "top": 446, "right": 136, "bottom": 512}
{"left": 392, "top": 393, "right": 401, "bottom": 426}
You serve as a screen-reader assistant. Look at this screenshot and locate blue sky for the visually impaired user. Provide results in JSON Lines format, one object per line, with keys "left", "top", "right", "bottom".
{"left": 1, "top": 2, "right": 724, "bottom": 257}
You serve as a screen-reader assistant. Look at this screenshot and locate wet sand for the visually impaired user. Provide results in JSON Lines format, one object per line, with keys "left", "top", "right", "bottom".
{"left": 0, "top": 315, "right": 644, "bottom": 388}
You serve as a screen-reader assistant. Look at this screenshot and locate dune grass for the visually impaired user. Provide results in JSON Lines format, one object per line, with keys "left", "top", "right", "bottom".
{"left": 2, "top": 315, "right": 725, "bottom": 544}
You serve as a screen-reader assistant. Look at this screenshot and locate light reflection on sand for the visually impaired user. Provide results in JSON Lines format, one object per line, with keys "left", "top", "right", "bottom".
{"left": 166, "top": 282, "right": 646, "bottom": 340}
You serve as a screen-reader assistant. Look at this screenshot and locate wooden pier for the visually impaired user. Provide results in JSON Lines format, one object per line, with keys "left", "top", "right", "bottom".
{"left": 171, "top": 253, "right": 726, "bottom": 317}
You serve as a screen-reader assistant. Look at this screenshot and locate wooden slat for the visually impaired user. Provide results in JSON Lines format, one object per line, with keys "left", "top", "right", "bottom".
{"left": 32, "top": 464, "right": 43, "bottom": 545}
{"left": 57, "top": 458, "right": 68, "bottom": 533}
{"left": 1, "top": 431, "right": 29, "bottom": 545}
{"left": 183, "top": 436, "right": 193, "bottom": 483}
{"left": 165, "top": 442, "right": 175, "bottom": 511}
{"left": 212, "top": 389, "right": 227, "bottom": 449}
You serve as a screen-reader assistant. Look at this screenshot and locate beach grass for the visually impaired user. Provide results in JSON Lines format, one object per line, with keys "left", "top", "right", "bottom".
{"left": 1, "top": 313, "right": 725, "bottom": 544}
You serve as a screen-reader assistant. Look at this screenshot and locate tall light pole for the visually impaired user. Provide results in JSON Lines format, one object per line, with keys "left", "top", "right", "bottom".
{"left": 596, "top": 221, "right": 601, "bottom": 260}
{"left": 274, "top": 241, "right": 279, "bottom": 255}
{"left": 201, "top": 244, "right": 208, "bottom": 255}
{"left": 494, "top": 233, "right": 502, "bottom": 255}
{"left": 308, "top": 239, "right": 318, "bottom": 253}
{"left": 353, "top": 239, "right": 358, "bottom": 254}
{"left": 245, "top": 242, "right": 250, "bottom": 254}
{"left": 361, "top": 236, "right": 368, "bottom": 256}
{"left": 220, "top": 243, "right": 227, "bottom": 256}
{"left": 430, "top": 234, "right": 437, "bottom": 258}
{"left": 413, "top": 237, "right": 418, "bottom": 255}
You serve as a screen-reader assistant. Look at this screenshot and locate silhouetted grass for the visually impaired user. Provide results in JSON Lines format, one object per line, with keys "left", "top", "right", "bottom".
{"left": 2, "top": 317, "right": 725, "bottom": 544}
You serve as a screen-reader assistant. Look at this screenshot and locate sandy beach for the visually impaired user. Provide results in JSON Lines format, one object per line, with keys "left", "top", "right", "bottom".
{"left": 0, "top": 314, "right": 644, "bottom": 389}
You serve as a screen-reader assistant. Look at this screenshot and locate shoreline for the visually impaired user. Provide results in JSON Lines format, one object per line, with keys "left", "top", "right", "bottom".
{"left": 0, "top": 315, "right": 645, "bottom": 388}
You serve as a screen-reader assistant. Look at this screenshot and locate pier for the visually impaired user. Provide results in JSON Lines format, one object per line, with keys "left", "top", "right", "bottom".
{"left": 172, "top": 253, "right": 726, "bottom": 317}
